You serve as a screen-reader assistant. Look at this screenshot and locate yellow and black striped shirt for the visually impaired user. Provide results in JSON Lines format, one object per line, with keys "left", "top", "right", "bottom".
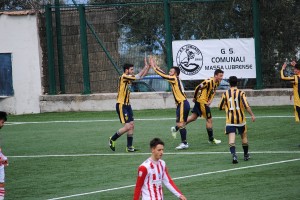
{"left": 116, "top": 73, "right": 136, "bottom": 105}
{"left": 194, "top": 78, "right": 219, "bottom": 104}
{"left": 219, "top": 87, "right": 250, "bottom": 126}
{"left": 281, "top": 69, "right": 300, "bottom": 107}
{"left": 153, "top": 67, "right": 187, "bottom": 105}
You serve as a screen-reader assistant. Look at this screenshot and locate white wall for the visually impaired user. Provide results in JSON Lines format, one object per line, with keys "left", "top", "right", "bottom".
{"left": 0, "top": 13, "right": 42, "bottom": 114}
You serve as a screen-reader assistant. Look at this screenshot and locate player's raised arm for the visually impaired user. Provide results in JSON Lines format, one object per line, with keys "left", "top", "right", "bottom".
{"left": 149, "top": 57, "right": 176, "bottom": 83}
{"left": 136, "top": 57, "right": 151, "bottom": 79}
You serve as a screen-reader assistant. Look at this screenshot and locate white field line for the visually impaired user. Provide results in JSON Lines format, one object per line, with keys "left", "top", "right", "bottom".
{"left": 4, "top": 115, "right": 294, "bottom": 125}
{"left": 8, "top": 151, "right": 300, "bottom": 158}
{"left": 47, "top": 158, "right": 300, "bottom": 200}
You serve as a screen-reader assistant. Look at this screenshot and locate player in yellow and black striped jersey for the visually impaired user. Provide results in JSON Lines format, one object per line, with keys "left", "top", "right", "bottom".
{"left": 109, "top": 59, "right": 151, "bottom": 152}
{"left": 171, "top": 69, "right": 224, "bottom": 145}
{"left": 280, "top": 61, "right": 300, "bottom": 122}
{"left": 150, "top": 57, "right": 190, "bottom": 150}
{"left": 219, "top": 76, "right": 255, "bottom": 164}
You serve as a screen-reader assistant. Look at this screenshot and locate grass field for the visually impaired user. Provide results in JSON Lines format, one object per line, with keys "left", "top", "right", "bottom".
{"left": 2, "top": 106, "right": 300, "bottom": 200}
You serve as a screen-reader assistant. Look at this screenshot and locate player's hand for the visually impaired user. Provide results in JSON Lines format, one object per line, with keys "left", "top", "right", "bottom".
{"left": 179, "top": 195, "right": 187, "bottom": 200}
{"left": 149, "top": 56, "right": 155, "bottom": 68}
{"left": 1, "top": 160, "right": 8, "bottom": 167}
{"left": 144, "top": 57, "right": 150, "bottom": 68}
{"left": 192, "top": 98, "right": 196, "bottom": 102}
{"left": 282, "top": 62, "right": 287, "bottom": 70}
{"left": 0, "top": 153, "right": 8, "bottom": 166}
{"left": 207, "top": 100, "right": 212, "bottom": 106}
{"left": 251, "top": 115, "right": 255, "bottom": 122}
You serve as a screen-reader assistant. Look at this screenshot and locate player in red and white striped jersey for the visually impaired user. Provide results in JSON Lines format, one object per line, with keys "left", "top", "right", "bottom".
{"left": 0, "top": 111, "right": 8, "bottom": 200}
{"left": 133, "top": 138, "right": 187, "bottom": 200}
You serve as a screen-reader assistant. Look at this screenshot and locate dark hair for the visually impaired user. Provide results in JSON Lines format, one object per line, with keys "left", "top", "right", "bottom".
{"left": 229, "top": 76, "right": 238, "bottom": 87}
{"left": 150, "top": 138, "right": 164, "bottom": 148}
{"left": 123, "top": 63, "right": 134, "bottom": 72}
{"left": 295, "top": 63, "right": 300, "bottom": 70}
{"left": 214, "top": 69, "right": 224, "bottom": 76}
{"left": 0, "top": 111, "right": 7, "bottom": 121}
{"left": 171, "top": 67, "right": 180, "bottom": 76}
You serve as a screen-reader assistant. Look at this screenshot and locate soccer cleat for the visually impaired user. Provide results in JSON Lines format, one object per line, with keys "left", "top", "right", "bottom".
{"left": 175, "top": 143, "right": 189, "bottom": 150}
{"left": 170, "top": 126, "right": 177, "bottom": 138}
{"left": 208, "top": 138, "right": 221, "bottom": 144}
{"left": 126, "top": 146, "right": 138, "bottom": 152}
{"left": 232, "top": 154, "right": 238, "bottom": 164}
{"left": 109, "top": 137, "right": 116, "bottom": 151}
{"left": 244, "top": 153, "right": 251, "bottom": 161}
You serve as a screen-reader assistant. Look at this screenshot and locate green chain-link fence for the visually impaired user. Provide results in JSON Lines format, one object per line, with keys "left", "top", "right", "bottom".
{"left": 40, "top": 0, "right": 300, "bottom": 94}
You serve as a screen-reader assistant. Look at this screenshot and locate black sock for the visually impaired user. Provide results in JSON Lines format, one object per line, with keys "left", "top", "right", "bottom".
{"left": 111, "top": 131, "right": 120, "bottom": 141}
{"left": 229, "top": 143, "right": 236, "bottom": 155}
{"left": 242, "top": 143, "right": 249, "bottom": 155}
{"left": 207, "top": 128, "right": 214, "bottom": 141}
{"left": 179, "top": 127, "right": 187, "bottom": 144}
{"left": 127, "top": 136, "right": 133, "bottom": 147}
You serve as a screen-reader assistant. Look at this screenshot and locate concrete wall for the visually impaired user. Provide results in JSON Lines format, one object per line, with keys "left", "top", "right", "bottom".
{"left": 0, "top": 13, "right": 42, "bottom": 114}
{"left": 40, "top": 89, "right": 293, "bottom": 113}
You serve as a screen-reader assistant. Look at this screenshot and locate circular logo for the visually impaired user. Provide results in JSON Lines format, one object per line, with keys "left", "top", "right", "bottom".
{"left": 176, "top": 44, "right": 203, "bottom": 75}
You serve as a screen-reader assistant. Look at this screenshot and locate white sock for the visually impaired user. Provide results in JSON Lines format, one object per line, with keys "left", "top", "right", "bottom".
{"left": 0, "top": 187, "right": 5, "bottom": 200}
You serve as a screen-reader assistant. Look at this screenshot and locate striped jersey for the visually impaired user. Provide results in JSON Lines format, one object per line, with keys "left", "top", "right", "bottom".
{"left": 133, "top": 158, "right": 182, "bottom": 200}
{"left": 280, "top": 69, "right": 300, "bottom": 107}
{"left": 153, "top": 67, "right": 187, "bottom": 105}
{"left": 219, "top": 87, "right": 250, "bottom": 126}
{"left": 194, "top": 78, "right": 219, "bottom": 104}
{"left": 116, "top": 73, "right": 136, "bottom": 105}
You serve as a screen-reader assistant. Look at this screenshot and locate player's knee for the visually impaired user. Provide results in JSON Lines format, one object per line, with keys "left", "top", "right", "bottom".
{"left": 190, "top": 116, "right": 196, "bottom": 122}
{"left": 130, "top": 122, "right": 134, "bottom": 129}
{"left": 124, "top": 123, "right": 132, "bottom": 131}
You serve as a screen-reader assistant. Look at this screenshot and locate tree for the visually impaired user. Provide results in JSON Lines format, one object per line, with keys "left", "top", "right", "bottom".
{"left": 0, "top": 0, "right": 65, "bottom": 10}
{"left": 112, "top": 0, "right": 300, "bottom": 87}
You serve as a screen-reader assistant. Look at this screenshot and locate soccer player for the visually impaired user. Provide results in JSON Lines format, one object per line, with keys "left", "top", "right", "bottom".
{"left": 150, "top": 57, "right": 190, "bottom": 150}
{"left": 0, "top": 111, "right": 8, "bottom": 200}
{"left": 109, "top": 58, "right": 150, "bottom": 152}
{"left": 280, "top": 61, "right": 300, "bottom": 122}
{"left": 171, "top": 69, "right": 224, "bottom": 144}
{"left": 219, "top": 76, "right": 255, "bottom": 164}
{"left": 133, "top": 138, "right": 187, "bottom": 200}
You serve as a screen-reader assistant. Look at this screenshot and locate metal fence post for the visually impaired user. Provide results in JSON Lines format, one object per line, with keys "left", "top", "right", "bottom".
{"left": 45, "top": 4, "right": 56, "bottom": 95}
{"left": 252, "top": 0, "right": 263, "bottom": 89}
{"left": 78, "top": 4, "right": 91, "bottom": 94}
{"left": 55, "top": 0, "right": 65, "bottom": 94}
{"left": 164, "top": 0, "right": 173, "bottom": 70}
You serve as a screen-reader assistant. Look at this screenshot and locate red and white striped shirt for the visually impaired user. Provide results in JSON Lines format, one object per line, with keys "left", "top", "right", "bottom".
{"left": 133, "top": 158, "right": 182, "bottom": 200}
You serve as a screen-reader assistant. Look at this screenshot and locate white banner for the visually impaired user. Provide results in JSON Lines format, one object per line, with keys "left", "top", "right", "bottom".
{"left": 172, "top": 38, "right": 256, "bottom": 80}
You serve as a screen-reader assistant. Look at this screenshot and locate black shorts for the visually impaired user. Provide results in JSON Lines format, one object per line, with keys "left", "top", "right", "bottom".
{"left": 176, "top": 100, "right": 190, "bottom": 123}
{"left": 116, "top": 103, "right": 134, "bottom": 124}
{"left": 225, "top": 125, "right": 247, "bottom": 135}
{"left": 191, "top": 101, "right": 212, "bottom": 119}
